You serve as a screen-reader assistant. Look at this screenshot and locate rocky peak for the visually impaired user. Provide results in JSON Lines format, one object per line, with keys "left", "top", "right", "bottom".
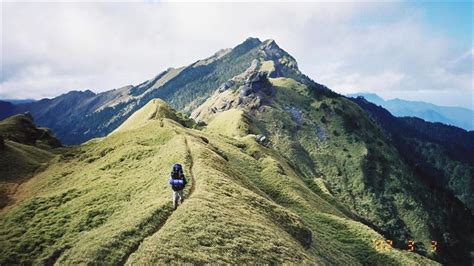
{"left": 260, "top": 39, "right": 283, "bottom": 59}
{"left": 251, "top": 39, "right": 301, "bottom": 80}
{"left": 243, "top": 37, "right": 262, "bottom": 46}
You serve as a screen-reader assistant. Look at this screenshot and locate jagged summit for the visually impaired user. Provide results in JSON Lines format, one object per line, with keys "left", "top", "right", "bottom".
{"left": 190, "top": 37, "right": 331, "bottom": 123}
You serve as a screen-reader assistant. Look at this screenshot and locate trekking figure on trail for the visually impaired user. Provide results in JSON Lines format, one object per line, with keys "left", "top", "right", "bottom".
{"left": 169, "top": 163, "right": 187, "bottom": 210}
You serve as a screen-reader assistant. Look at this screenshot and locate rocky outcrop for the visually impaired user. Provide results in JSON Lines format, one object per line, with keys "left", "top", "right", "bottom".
{"left": 240, "top": 71, "right": 274, "bottom": 97}
{"left": 191, "top": 70, "right": 276, "bottom": 122}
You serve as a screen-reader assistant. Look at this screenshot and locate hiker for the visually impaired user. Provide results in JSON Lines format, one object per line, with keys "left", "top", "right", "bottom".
{"left": 169, "top": 163, "right": 187, "bottom": 210}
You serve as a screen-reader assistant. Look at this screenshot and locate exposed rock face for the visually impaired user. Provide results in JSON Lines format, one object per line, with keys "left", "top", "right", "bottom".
{"left": 217, "top": 80, "right": 235, "bottom": 93}
{"left": 240, "top": 71, "right": 274, "bottom": 97}
{"left": 190, "top": 38, "right": 332, "bottom": 125}
{"left": 191, "top": 70, "right": 275, "bottom": 122}
{"left": 257, "top": 39, "right": 302, "bottom": 79}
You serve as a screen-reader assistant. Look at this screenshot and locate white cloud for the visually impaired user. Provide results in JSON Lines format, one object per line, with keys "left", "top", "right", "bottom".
{"left": 1, "top": 1, "right": 472, "bottom": 108}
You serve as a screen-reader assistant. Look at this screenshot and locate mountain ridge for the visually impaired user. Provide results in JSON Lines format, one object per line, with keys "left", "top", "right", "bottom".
{"left": 348, "top": 93, "right": 474, "bottom": 131}
{"left": 2, "top": 37, "right": 326, "bottom": 144}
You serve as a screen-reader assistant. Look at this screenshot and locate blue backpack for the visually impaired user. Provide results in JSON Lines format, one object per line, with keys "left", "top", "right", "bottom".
{"left": 169, "top": 163, "right": 186, "bottom": 190}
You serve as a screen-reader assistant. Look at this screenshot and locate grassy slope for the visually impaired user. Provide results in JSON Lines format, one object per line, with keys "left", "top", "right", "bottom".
{"left": 258, "top": 78, "right": 434, "bottom": 250}
{"left": 198, "top": 109, "right": 436, "bottom": 265}
{"left": 195, "top": 75, "right": 453, "bottom": 261}
{"left": 0, "top": 99, "right": 436, "bottom": 264}
{"left": 230, "top": 77, "right": 474, "bottom": 264}
{"left": 0, "top": 114, "right": 61, "bottom": 208}
{"left": 0, "top": 141, "right": 53, "bottom": 208}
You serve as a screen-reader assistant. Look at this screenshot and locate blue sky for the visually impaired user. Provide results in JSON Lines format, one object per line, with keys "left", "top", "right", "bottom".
{"left": 1, "top": 1, "right": 472, "bottom": 109}
{"left": 412, "top": 1, "right": 472, "bottom": 50}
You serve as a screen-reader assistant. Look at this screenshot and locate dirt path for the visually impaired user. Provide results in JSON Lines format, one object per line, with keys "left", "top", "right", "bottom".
{"left": 118, "top": 136, "right": 196, "bottom": 265}
{"left": 184, "top": 137, "right": 196, "bottom": 195}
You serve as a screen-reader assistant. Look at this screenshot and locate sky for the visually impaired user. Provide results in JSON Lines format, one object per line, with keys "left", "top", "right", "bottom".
{"left": 1, "top": 0, "right": 473, "bottom": 109}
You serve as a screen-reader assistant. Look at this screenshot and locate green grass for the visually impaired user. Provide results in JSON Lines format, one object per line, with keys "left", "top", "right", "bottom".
{"left": 259, "top": 60, "right": 275, "bottom": 74}
{"left": 0, "top": 99, "right": 437, "bottom": 264}
{"left": 0, "top": 141, "right": 53, "bottom": 182}
{"left": 112, "top": 98, "right": 195, "bottom": 134}
{"left": 204, "top": 109, "right": 250, "bottom": 137}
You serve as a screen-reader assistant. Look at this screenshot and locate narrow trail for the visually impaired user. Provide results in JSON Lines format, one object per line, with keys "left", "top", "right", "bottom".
{"left": 185, "top": 137, "right": 196, "bottom": 195}
{"left": 118, "top": 136, "right": 196, "bottom": 265}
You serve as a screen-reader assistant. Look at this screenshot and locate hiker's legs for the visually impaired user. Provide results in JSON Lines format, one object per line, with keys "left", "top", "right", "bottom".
{"left": 178, "top": 190, "right": 185, "bottom": 204}
{"left": 172, "top": 191, "right": 179, "bottom": 210}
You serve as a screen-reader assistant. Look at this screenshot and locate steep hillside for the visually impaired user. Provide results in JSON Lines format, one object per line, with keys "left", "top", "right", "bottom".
{"left": 351, "top": 96, "right": 474, "bottom": 213}
{"left": 0, "top": 100, "right": 435, "bottom": 265}
{"left": 193, "top": 71, "right": 472, "bottom": 265}
{"left": 348, "top": 93, "right": 474, "bottom": 131}
{"left": 0, "top": 114, "right": 62, "bottom": 208}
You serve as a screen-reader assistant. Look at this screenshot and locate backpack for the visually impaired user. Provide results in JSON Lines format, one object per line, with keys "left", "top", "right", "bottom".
{"left": 169, "top": 163, "right": 186, "bottom": 190}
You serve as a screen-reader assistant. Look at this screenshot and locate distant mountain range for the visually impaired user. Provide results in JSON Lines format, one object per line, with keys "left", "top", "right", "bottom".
{"left": 0, "top": 99, "right": 37, "bottom": 105}
{"left": 347, "top": 93, "right": 473, "bottom": 131}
